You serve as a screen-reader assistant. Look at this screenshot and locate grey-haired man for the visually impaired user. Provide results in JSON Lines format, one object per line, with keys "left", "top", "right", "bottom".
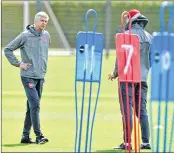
{"left": 4, "top": 11, "right": 50, "bottom": 144}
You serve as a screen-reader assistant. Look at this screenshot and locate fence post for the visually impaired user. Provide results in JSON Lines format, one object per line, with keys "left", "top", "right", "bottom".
{"left": 36, "top": 0, "right": 42, "bottom": 13}
{"left": 23, "top": 1, "right": 29, "bottom": 31}
{"left": 105, "top": 0, "right": 111, "bottom": 58}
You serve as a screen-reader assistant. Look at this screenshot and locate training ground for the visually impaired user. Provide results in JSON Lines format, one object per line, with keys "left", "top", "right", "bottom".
{"left": 2, "top": 51, "right": 174, "bottom": 152}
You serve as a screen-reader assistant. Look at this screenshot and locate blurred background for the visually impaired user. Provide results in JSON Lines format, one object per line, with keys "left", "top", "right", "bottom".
{"left": 2, "top": 0, "right": 173, "bottom": 56}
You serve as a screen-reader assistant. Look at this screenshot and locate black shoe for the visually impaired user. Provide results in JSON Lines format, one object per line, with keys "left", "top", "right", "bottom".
{"left": 113, "top": 143, "right": 132, "bottom": 150}
{"left": 21, "top": 136, "right": 35, "bottom": 144}
{"left": 140, "top": 143, "right": 151, "bottom": 149}
{"left": 36, "top": 135, "right": 49, "bottom": 144}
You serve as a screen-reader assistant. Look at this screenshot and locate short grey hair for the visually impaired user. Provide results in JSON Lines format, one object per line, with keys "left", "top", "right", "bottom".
{"left": 34, "top": 11, "right": 49, "bottom": 22}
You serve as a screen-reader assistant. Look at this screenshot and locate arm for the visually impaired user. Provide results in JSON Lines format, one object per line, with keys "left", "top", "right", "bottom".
{"left": 144, "top": 31, "right": 153, "bottom": 68}
{"left": 4, "top": 33, "right": 25, "bottom": 67}
{"left": 113, "top": 58, "right": 118, "bottom": 77}
{"left": 108, "top": 25, "right": 123, "bottom": 81}
{"left": 48, "top": 33, "right": 51, "bottom": 46}
{"left": 148, "top": 33, "right": 153, "bottom": 68}
{"left": 149, "top": 43, "right": 152, "bottom": 68}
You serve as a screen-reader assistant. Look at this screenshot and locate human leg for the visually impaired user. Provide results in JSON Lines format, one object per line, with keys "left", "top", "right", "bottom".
{"left": 135, "top": 82, "right": 151, "bottom": 149}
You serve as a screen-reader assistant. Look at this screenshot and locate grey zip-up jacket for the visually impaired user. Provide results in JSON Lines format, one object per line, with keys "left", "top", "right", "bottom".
{"left": 4, "top": 25, "right": 50, "bottom": 79}
{"left": 114, "top": 14, "right": 152, "bottom": 82}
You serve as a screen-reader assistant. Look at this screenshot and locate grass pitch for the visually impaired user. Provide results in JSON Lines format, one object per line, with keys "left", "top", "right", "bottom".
{"left": 2, "top": 54, "right": 174, "bottom": 152}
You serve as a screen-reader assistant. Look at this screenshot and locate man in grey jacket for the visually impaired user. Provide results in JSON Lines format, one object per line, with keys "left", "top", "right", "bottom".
{"left": 108, "top": 9, "right": 152, "bottom": 150}
{"left": 4, "top": 11, "right": 50, "bottom": 144}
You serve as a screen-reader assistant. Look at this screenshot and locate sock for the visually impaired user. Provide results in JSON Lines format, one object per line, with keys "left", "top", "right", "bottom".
{"left": 142, "top": 143, "right": 149, "bottom": 145}
{"left": 124, "top": 143, "right": 132, "bottom": 146}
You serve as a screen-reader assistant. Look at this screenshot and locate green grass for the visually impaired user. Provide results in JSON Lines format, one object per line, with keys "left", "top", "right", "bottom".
{"left": 2, "top": 54, "right": 174, "bottom": 152}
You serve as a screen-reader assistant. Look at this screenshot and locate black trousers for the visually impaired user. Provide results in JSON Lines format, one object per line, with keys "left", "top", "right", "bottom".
{"left": 119, "top": 82, "right": 150, "bottom": 143}
{"left": 21, "top": 76, "right": 44, "bottom": 137}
